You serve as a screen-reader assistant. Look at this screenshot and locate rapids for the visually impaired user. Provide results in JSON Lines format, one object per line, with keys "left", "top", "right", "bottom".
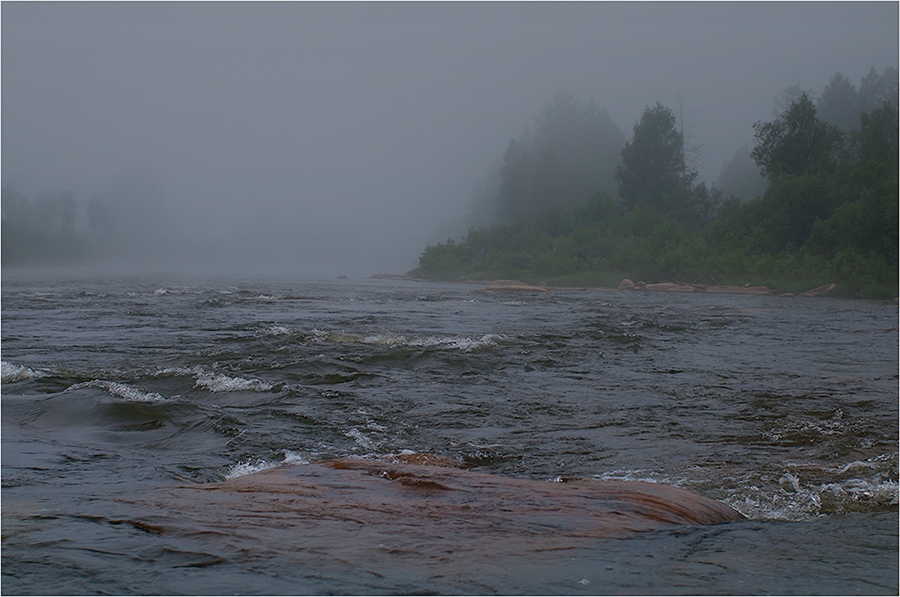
{"left": 2, "top": 271, "right": 897, "bottom": 594}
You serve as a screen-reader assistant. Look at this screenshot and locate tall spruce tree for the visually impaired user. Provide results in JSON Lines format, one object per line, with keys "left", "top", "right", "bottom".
{"left": 615, "top": 103, "right": 698, "bottom": 221}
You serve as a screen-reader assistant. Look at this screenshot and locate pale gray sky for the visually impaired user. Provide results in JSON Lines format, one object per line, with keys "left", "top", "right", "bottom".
{"left": 3, "top": 2, "right": 897, "bottom": 276}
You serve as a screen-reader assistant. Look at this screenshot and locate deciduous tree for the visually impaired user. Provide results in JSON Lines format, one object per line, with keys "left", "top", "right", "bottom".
{"left": 751, "top": 93, "right": 843, "bottom": 180}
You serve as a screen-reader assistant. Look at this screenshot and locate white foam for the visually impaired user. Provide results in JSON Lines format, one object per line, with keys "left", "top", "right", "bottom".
{"left": 154, "top": 366, "right": 274, "bottom": 393}
{"left": 729, "top": 474, "right": 899, "bottom": 521}
{"left": 282, "top": 450, "right": 310, "bottom": 465}
{"left": 194, "top": 371, "right": 274, "bottom": 393}
{"left": 1, "top": 361, "right": 48, "bottom": 384}
{"left": 155, "top": 366, "right": 192, "bottom": 376}
{"left": 593, "top": 469, "right": 664, "bottom": 484}
{"left": 224, "top": 459, "right": 277, "bottom": 480}
{"left": 818, "top": 478, "right": 899, "bottom": 510}
{"left": 320, "top": 332, "right": 505, "bottom": 352}
{"left": 346, "top": 428, "right": 377, "bottom": 450}
{"left": 829, "top": 453, "right": 896, "bottom": 475}
{"left": 446, "top": 334, "right": 505, "bottom": 351}
{"left": 70, "top": 380, "right": 166, "bottom": 402}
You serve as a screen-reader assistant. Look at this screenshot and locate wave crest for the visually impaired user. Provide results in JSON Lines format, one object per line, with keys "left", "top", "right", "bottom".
{"left": 194, "top": 371, "right": 274, "bottom": 393}
{"left": 1, "top": 361, "right": 48, "bottom": 384}
{"left": 224, "top": 459, "right": 277, "bottom": 480}
{"left": 69, "top": 380, "right": 166, "bottom": 402}
{"left": 728, "top": 455, "right": 898, "bottom": 520}
{"left": 156, "top": 366, "right": 274, "bottom": 393}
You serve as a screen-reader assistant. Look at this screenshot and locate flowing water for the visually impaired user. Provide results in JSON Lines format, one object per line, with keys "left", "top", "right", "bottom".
{"left": 2, "top": 270, "right": 897, "bottom": 595}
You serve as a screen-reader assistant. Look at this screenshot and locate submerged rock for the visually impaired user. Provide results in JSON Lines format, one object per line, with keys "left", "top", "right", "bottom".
{"left": 127, "top": 455, "right": 744, "bottom": 570}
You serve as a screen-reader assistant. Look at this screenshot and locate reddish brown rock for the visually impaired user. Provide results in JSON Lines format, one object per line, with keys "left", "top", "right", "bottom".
{"left": 126, "top": 456, "right": 743, "bottom": 569}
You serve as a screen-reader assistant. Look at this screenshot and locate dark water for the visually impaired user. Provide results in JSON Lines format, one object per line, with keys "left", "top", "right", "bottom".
{"left": 2, "top": 270, "right": 897, "bottom": 595}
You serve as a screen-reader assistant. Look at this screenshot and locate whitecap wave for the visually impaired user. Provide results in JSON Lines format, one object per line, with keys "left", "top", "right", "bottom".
{"left": 194, "top": 371, "right": 274, "bottom": 393}
{"left": 154, "top": 366, "right": 194, "bottom": 377}
{"left": 262, "top": 328, "right": 506, "bottom": 351}
{"left": 443, "top": 334, "right": 506, "bottom": 351}
{"left": 69, "top": 380, "right": 166, "bottom": 402}
{"left": 154, "top": 366, "right": 274, "bottom": 393}
{"left": 1, "top": 361, "right": 48, "bottom": 384}
{"left": 727, "top": 464, "right": 899, "bottom": 520}
{"left": 224, "top": 459, "right": 277, "bottom": 480}
{"left": 321, "top": 332, "right": 505, "bottom": 352}
{"left": 282, "top": 450, "right": 310, "bottom": 465}
{"left": 224, "top": 451, "right": 311, "bottom": 480}
{"left": 592, "top": 468, "right": 689, "bottom": 486}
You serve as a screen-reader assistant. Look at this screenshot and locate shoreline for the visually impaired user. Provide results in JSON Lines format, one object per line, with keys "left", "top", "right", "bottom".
{"left": 371, "top": 272, "right": 849, "bottom": 298}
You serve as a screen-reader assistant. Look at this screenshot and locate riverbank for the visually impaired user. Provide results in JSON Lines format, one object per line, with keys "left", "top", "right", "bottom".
{"left": 373, "top": 272, "right": 854, "bottom": 299}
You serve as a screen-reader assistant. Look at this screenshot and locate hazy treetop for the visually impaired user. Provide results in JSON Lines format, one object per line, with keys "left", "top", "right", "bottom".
{"left": 2, "top": 2, "right": 896, "bottom": 276}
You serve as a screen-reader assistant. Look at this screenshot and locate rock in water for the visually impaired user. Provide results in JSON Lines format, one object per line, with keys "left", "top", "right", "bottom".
{"left": 125, "top": 456, "right": 743, "bottom": 570}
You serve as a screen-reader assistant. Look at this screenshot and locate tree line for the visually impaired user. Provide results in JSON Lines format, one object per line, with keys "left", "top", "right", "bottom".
{"left": 412, "top": 67, "right": 898, "bottom": 298}
{"left": 1, "top": 177, "right": 166, "bottom": 266}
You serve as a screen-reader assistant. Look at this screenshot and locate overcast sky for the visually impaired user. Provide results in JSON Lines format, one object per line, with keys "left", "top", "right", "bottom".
{"left": 3, "top": 2, "right": 897, "bottom": 276}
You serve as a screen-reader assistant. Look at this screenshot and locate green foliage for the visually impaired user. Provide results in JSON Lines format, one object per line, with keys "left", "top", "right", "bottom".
{"left": 615, "top": 103, "right": 697, "bottom": 220}
{"left": 752, "top": 93, "right": 844, "bottom": 180}
{"left": 413, "top": 72, "right": 898, "bottom": 299}
{"left": 817, "top": 73, "right": 860, "bottom": 133}
{"left": 858, "top": 66, "right": 899, "bottom": 114}
{"left": 857, "top": 102, "right": 899, "bottom": 165}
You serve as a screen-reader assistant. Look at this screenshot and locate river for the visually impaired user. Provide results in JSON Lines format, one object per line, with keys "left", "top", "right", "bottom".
{"left": 2, "top": 270, "right": 897, "bottom": 595}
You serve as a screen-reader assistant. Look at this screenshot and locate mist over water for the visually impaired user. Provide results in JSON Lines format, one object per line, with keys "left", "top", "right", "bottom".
{"left": 2, "top": 6, "right": 898, "bottom": 593}
{"left": 2, "top": 2, "right": 897, "bottom": 276}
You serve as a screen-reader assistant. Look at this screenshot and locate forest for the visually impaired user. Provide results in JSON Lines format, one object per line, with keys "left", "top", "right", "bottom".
{"left": 1, "top": 176, "right": 167, "bottom": 267}
{"left": 411, "top": 67, "right": 899, "bottom": 298}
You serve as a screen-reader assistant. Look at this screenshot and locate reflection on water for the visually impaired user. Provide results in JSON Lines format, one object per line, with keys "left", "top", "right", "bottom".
{"left": 2, "top": 272, "right": 897, "bottom": 594}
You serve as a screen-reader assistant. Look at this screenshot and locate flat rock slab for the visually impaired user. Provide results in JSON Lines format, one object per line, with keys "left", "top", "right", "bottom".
{"left": 124, "top": 458, "right": 743, "bottom": 569}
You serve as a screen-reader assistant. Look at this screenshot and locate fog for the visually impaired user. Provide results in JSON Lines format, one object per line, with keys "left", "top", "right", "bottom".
{"left": 2, "top": 2, "right": 897, "bottom": 277}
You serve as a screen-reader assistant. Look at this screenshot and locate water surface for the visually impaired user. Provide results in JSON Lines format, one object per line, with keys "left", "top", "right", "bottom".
{"left": 2, "top": 271, "right": 897, "bottom": 594}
